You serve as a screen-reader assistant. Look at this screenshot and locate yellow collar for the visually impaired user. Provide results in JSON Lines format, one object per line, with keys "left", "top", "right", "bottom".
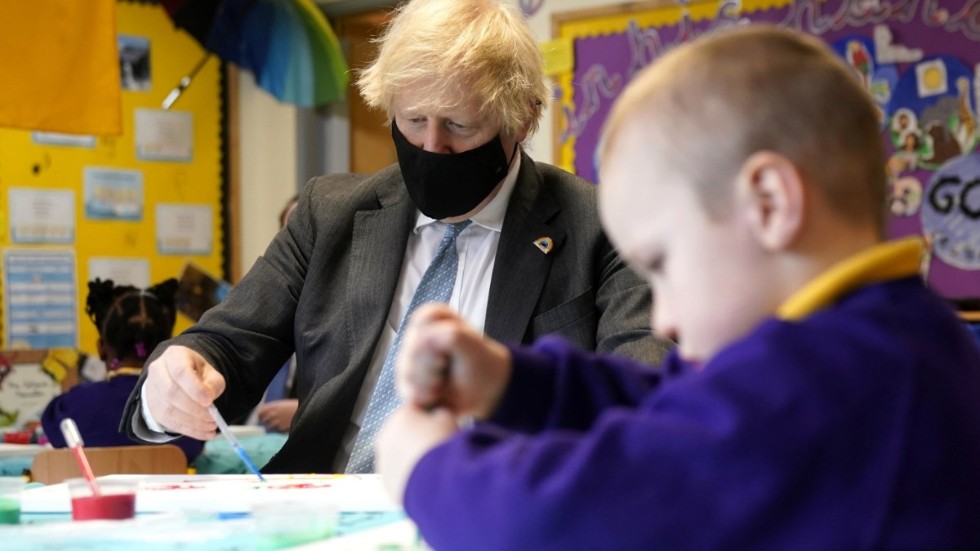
{"left": 106, "top": 367, "right": 143, "bottom": 380}
{"left": 776, "top": 238, "right": 923, "bottom": 321}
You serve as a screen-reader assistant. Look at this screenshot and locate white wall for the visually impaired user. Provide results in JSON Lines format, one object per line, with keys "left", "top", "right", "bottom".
{"left": 237, "top": 73, "right": 298, "bottom": 278}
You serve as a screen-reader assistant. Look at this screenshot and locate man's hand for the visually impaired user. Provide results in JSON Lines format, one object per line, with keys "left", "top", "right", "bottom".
{"left": 397, "top": 304, "right": 513, "bottom": 420}
{"left": 143, "top": 345, "right": 225, "bottom": 440}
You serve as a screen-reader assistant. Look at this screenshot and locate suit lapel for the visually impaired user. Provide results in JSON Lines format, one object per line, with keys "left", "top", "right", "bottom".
{"left": 346, "top": 169, "right": 416, "bottom": 370}
{"left": 485, "top": 152, "right": 566, "bottom": 344}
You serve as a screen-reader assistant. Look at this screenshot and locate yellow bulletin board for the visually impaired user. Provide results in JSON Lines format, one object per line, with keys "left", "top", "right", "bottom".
{"left": 0, "top": 0, "right": 225, "bottom": 356}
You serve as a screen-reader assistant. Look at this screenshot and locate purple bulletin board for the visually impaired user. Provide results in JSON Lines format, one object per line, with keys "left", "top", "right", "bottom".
{"left": 554, "top": 0, "right": 980, "bottom": 311}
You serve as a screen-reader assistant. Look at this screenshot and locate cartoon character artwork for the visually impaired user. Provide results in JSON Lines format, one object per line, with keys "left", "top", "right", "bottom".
{"left": 955, "top": 76, "right": 977, "bottom": 153}
{"left": 0, "top": 349, "right": 76, "bottom": 430}
{"left": 887, "top": 108, "right": 925, "bottom": 179}
{"left": 889, "top": 176, "right": 924, "bottom": 217}
{"left": 846, "top": 39, "right": 874, "bottom": 89}
{"left": 890, "top": 56, "right": 979, "bottom": 170}
{"left": 890, "top": 107, "right": 918, "bottom": 144}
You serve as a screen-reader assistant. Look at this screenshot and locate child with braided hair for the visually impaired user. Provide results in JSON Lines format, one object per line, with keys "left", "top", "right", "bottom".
{"left": 41, "top": 278, "right": 204, "bottom": 463}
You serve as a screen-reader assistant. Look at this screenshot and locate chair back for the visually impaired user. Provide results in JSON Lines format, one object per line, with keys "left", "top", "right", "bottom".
{"left": 30, "top": 444, "right": 187, "bottom": 484}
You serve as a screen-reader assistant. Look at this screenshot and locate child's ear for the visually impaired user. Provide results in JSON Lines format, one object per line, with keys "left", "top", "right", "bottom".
{"left": 736, "top": 151, "right": 805, "bottom": 251}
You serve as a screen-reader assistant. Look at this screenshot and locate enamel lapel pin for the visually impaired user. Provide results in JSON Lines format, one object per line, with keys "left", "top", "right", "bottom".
{"left": 533, "top": 236, "right": 554, "bottom": 255}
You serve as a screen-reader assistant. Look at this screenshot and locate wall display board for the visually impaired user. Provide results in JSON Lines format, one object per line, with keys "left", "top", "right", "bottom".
{"left": 553, "top": 0, "right": 980, "bottom": 312}
{"left": 0, "top": 1, "right": 225, "bottom": 354}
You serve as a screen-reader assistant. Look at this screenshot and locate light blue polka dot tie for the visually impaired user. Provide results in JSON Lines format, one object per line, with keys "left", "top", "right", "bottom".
{"left": 346, "top": 220, "right": 471, "bottom": 473}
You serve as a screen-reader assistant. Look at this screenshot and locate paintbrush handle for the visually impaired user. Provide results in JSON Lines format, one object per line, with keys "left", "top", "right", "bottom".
{"left": 207, "top": 405, "right": 242, "bottom": 447}
{"left": 59, "top": 418, "right": 101, "bottom": 496}
{"left": 208, "top": 405, "right": 266, "bottom": 481}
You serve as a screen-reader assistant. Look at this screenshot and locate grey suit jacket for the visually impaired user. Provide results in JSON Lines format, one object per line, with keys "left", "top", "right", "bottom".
{"left": 123, "top": 151, "right": 672, "bottom": 473}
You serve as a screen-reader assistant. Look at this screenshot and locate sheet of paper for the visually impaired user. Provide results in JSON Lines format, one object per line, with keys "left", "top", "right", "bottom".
{"left": 83, "top": 167, "right": 143, "bottom": 220}
{"left": 31, "top": 132, "right": 96, "bottom": 148}
{"left": 87, "top": 257, "right": 150, "bottom": 288}
{"left": 155, "top": 204, "right": 213, "bottom": 255}
{"left": 119, "top": 35, "right": 151, "bottom": 91}
{"left": 7, "top": 188, "right": 75, "bottom": 244}
{"left": 21, "top": 474, "right": 401, "bottom": 514}
{"left": 135, "top": 108, "right": 193, "bottom": 162}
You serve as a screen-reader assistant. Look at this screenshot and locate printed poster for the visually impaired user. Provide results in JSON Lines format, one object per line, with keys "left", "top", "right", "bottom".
{"left": 2, "top": 249, "right": 78, "bottom": 349}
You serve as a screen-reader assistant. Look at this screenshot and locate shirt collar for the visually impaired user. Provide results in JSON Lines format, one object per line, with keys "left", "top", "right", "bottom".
{"left": 776, "top": 237, "right": 923, "bottom": 321}
{"left": 414, "top": 149, "right": 523, "bottom": 234}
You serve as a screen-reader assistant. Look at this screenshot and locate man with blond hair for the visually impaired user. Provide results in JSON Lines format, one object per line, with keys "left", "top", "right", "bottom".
{"left": 375, "top": 25, "right": 980, "bottom": 548}
{"left": 121, "top": 0, "right": 672, "bottom": 474}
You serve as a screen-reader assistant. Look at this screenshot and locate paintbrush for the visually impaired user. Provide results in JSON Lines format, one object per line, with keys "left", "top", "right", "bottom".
{"left": 208, "top": 404, "right": 266, "bottom": 482}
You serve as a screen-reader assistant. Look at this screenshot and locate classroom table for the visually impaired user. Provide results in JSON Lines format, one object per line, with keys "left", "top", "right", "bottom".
{"left": 6, "top": 473, "right": 421, "bottom": 550}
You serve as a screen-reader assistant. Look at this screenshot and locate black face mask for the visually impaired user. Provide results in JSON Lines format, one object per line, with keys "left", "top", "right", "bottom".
{"left": 392, "top": 120, "right": 511, "bottom": 220}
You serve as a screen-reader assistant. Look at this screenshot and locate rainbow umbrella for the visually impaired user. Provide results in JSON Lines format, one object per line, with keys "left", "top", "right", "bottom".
{"left": 161, "top": 0, "right": 348, "bottom": 109}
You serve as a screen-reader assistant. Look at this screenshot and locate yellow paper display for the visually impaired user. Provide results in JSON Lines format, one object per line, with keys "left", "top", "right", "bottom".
{"left": 0, "top": 0, "right": 122, "bottom": 135}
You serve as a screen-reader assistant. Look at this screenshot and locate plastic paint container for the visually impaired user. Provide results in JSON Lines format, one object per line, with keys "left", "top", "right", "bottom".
{"left": 67, "top": 478, "right": 137, "bottom": 521}
{"left": 0, "top": 477, "right": 24, "bottom": 524}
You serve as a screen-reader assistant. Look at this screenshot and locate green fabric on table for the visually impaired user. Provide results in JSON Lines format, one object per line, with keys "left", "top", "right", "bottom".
{"left": 0, "top": 457, "right": 33, "bottom": 477}
{"left": 192, "top": 433, "right": 287, "bottom": 474}
{"left": 0, "top": 434, "right": 289, "bottom": 478}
